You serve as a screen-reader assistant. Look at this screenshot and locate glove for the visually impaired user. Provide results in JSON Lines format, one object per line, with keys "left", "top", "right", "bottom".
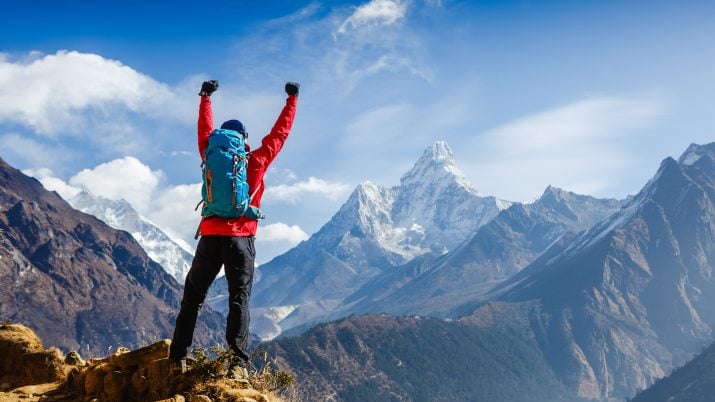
{"left": 199, "top": 80, "right": 219, "bottom": 96}
{"left": 285, "top": 82, "right": 300, "bottom": 96}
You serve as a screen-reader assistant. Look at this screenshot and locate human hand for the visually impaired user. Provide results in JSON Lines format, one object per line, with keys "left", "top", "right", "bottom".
{"left": 285, "top": 82, "right": 300, "bottom": 96}
{"left": 199, "top": 80, "right": 219, "bottom": 96}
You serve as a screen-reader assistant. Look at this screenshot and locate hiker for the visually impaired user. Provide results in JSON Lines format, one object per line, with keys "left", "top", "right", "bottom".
{"left": 169, "top": 80, "right": 300, "bottom": 370}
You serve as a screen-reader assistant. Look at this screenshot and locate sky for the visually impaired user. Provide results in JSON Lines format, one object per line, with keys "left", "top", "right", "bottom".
{"left": 1, "top": 0, "right": 713, "bottom": 263}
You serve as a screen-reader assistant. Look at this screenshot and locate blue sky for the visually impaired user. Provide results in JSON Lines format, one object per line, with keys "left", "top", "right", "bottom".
{"left": 1, "top": 0, "right": 713, "bottom": 263}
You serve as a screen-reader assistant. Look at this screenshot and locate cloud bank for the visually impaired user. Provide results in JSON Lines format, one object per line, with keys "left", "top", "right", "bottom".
{"left": 0, "top": 51, "right": 189, "bottom": 135}
{"left": 26, "top": 156, "right": 343, "bottom": 261}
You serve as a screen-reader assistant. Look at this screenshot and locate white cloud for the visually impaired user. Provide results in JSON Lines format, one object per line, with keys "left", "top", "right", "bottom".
{"left": 338, "top": 0, "right": 408, "bottom": 34}
{"left": 68, "top": 156, "right": 163, "bottom": 212}
{"left": 265, "top": 168, "right": 298, "bottom": 184}
{"left": 256, "top": 222, "right": 309, "bottom": 245}
{"left": 264, "top": 177, "right": 351, "bottom": 203}
{"left": 24, "top": 157, "right": 322, "bottom": 259}
{"left": 0, "top": 51, "right": 191, "bottom": 135}
{"left": 467, "top": 97, "right": 665, "bottom": 201}
{"left": 145, "top": 182, "right": 203, "bottom": 245}
{"left": 22, "top": 167, "right": 82, "bottom": 200}
{"left": 26, "top": 160, "right": 203, "bottom": 248}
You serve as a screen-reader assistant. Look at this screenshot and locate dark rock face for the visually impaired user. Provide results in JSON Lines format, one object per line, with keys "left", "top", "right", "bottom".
{"left": 0, "top": 158, "right": 223, "bottom": 354}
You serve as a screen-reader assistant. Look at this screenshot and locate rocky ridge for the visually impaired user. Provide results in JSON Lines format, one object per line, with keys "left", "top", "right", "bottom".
{"left": 0, "top": 323, "right": 284, "bottom": 402}
{"left": 334, "top": 185, "right": 623, "bottom": 318}
{"left": 483, "top": 142, "right": 715, "bottom": 400}
{"left": 260, "top": 142, "right": 715, "bottom": 402}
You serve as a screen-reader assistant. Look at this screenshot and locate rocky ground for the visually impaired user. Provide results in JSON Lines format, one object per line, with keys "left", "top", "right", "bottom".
{"left": 0, "top": 323, "right": 290, "bottom": 402}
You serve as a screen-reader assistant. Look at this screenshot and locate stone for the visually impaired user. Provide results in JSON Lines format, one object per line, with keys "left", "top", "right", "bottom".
{"left": 107, "top": 340, "right": 170, "bottom": 370}
{"left": 65, "top": 351, "right": 86, "bottom": 366}
{"left": 103, "top": 370, "right": 128, "bottom": 400}
{"left": 83, "top": 367, "right": 105, "bottom": 395}
{"left": 145, "top": 358, "right": 173, "bottom": 400}
{"left": 131, "top": 367, "right": 149, "bottom": 395}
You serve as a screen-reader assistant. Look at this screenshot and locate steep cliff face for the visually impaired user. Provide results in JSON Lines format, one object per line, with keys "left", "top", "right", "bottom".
{"left": 0, "top": 158, "right": 223, "bottom": 354}
{"left": 487, "top": 143, "right": 715, "bottom": 400}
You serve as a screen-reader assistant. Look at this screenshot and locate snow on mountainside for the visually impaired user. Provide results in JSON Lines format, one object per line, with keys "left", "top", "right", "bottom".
{"left": 335, "top": 185, "right": 623, "bottom": 319}
{"left": 311, "top": 141, "right": 512, "bottom": 266}
{"left": 249, "top": 141, "right": 511, "bottom": 339}
{"left": 67, "top": 190, "right": 194, "bottom": 281}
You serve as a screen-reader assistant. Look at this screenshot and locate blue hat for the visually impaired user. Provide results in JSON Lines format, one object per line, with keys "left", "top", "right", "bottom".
{"left": 220, "top": 119, "right": 247, "bottom": 135}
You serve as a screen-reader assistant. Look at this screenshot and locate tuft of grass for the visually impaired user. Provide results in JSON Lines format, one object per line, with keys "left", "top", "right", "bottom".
{"left": 190, "top": 345, "right": 237, "bottom": 381}
{"left": 184, "top": 345, "right": 296, "bottom": 400}
{"left": 250, "top": 350, "right": 295, "bottom": 393}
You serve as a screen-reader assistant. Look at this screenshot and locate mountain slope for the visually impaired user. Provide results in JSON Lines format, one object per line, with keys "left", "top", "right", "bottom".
{"left": 0, "top": 157, "right": 223, "bottom": 354}
{"left": 249, "top": 141, "right": 511, "bottom": 339}
{"left": 340, "top": 186, "right": 622, "bottom": 317}
{"left": 67, "top": 190, "right": 194, "bottom": 281}
{"left": 630, "top": 341, "right": 715, "bottom": 402}
{"left": 265, "top": 304, "right": 582, "bottom": 402}
{"left": 476, "top": 142, "right": 715, "bottom": 400}
{"left": 262, "top": 142, "right": 714, "bottom": 401}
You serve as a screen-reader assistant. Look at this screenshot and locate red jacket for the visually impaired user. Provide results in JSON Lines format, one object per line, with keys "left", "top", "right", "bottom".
{"left": 197, "top": 94, "right": 298, "bottom": 237}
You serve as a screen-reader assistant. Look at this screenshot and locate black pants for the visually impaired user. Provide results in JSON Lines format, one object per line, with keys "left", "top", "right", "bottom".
{"left": 169, "top": 235, "right": 255, "bottom": 361}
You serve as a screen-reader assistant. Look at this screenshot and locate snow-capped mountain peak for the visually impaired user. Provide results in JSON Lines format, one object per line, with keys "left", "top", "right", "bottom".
{"left": 67, "top": 190, "right": 194, "bottom": 281}
{"left": 400, "top": 141, "right": 474, "bottom": 192}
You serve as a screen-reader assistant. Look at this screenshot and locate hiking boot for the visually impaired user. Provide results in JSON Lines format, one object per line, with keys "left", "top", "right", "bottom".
{"left": 170, "top": 357, "right": 195, "bottom": 375}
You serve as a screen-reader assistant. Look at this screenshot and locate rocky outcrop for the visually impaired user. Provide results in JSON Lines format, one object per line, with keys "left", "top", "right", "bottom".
{"left": 0, "top": 324, "right": 283, "bottom": 402}
{"left": 0, "top": 324, "right": 67, "bottom": 390}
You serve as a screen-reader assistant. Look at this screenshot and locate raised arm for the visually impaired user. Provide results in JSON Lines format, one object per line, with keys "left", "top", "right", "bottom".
{"left": 250, "top": 82, "right": 300, "bottom": 168}
{"left": 197, "top": 80, "right": 219, "bottom": 159}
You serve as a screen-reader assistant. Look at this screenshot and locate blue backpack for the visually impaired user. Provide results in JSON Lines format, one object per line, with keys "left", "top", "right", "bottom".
{"left": 199, "top": 128, "right": 264, "bottom": 220}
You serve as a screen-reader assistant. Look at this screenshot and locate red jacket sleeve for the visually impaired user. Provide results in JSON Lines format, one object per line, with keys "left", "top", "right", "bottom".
{"left": 250, "top": 95, "right": 298, "bottom": 169}
{"left": 198, "top": 96, "right": 214, "bottom": 160}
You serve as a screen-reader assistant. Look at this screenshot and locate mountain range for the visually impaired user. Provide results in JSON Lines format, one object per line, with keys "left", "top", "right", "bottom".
{"left": 6, "top": 139, "right": 713, "bottom": 401}
{"left": 263, "top": 142, "right": 715, "bottom": 401}
{"left": 67, "top": 190, "right": 194, "bottom": 282}
{"left": 247, "top": 142, "right": 511, "bottom": 339}
{"left": 247, "top": 141, "right": 622, "bottom": 340}
{"left": 0, "top": 158, "right": 224, "bottom": 355}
